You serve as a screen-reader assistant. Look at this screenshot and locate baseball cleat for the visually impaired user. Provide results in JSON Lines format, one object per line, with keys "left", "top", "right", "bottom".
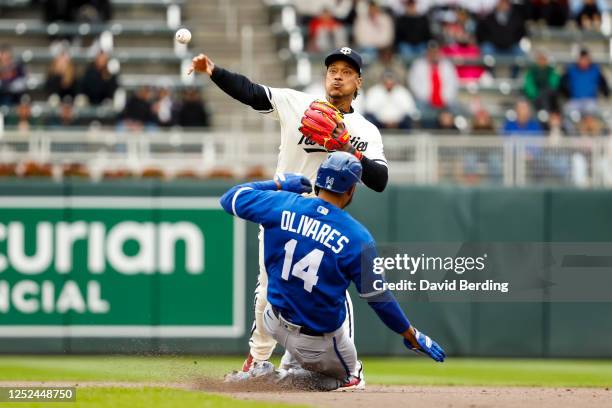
{"left": 334, "top": 360, "right": 365, "bottom": 391}
{"left": 335, "top": 376, "right": 365, "bottom": 391}
{"left": 250, "top": 361, "right": 275, "bottom": 378}
{"left": 224, "top": 361, "right": 276, "bottom": 383}
{"left": 223, "top": 370, "right": 250, "bottom": 383}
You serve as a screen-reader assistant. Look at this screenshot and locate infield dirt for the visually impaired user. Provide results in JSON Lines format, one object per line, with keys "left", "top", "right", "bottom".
{"left": 226, "top": 385, "right": 611, "bottom": 408}
{"left": 2, "top": 380, "right": 610, "bottom": 407}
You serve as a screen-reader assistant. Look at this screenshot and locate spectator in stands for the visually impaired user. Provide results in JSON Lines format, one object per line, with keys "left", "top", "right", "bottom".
{"left": 441, "top": 41, "right": 485, "bottom": 83}
{"left": 0, "top": 45, "right": 26, "bottom": 106}
{"left": 394, "top": 0, "right": 432, "bottom": 61}
{"left": 44, "top": 0, "right": 112, "bottom": 22}
{"left": 43, "top": 0, "right": 77, "bottom": 22}
{"left": 569, "top": 0, "right": 607, "bottom": 16}
{"left": 561, "top": 48, "right": 609, "bottom": 115}
{"left": 523, "top": 50, "right": 561, "bottom": 112}
{"left": 408, "top": 41, "right": 459, "bottom": 113}
{"left": 293, "top": 0, "right": 354, "bottom": 24}
{"left": 45, "top": 96, "right": 86, "bottom": 128}
{"left": 57, "top": 98, "right": 77, "bottom": 127}
{"left": 384, "top": 0, "right": 433, "bottom": 15}
{"left": 471, "top": 108, "right": 496, "bottom": 134}
{"left": 75, "top": 0, "right": 113, "bottom": 23}
{"left": 441, "top": 6, "right": 477, "bottom": 45}
{"left": 503, "top": 99, "right": 560, "bottom": 177}
{"left": 119, "top": 86, "right": 156, "bottom": 132}
{"left": 577, "top": 113, "right": 606, "bottom": 136}
{"left": 45, "top": 51, "right": 77, "bottom": 100}
{"left": 529, "top": 0, "right": 569, "bottom": 27}
{"left": 476, "top": 0, "right": 526, "bottom": 77}
{"left": 80, "top": 51, "right": 118, "bottom": 105}
{"left": 152, "top": 88, "right": 174, "bottom": 128}
{"left": 364, "top": 70, "right": 416, "bottom": 130}
{"left": 464, "top": 106, "right": 500, "bottom": 181}
{"left": 363, "top": 46, "right": 407, "bottom": 89}
{"left": 307, "top": 8, "right": 348, "bottom": 53}
{"left": 575, "top": 0, "right": 601, "bottom": 30}
{"left": 176, "top": 87, "right": 211, "bottom": 128}
{"left": 503, "top": 99, "right": 544, "bottom": 135}
{"left": 545, "top": 111, "right": 567, "bottom": 140}
{"left": 15, "top": 95, "right": 33, "bottom": 132}
{"left": 440, "top": 9, "right": 484, "bottom": 83}
{"left": 435, "top": 110, "right": 460, "bottom": 133}
{"left": 354, "top": 1, "right": 394, "bottom": 61}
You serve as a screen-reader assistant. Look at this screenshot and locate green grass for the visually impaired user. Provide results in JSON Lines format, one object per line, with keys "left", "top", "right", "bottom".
{"left": 0, "top": 355, "right": 233, "bottom": 382}
{"left": 0, "top": 387, "right": 304, "bottom": 408}
{"left": 0, "top": 355, "right": 611, "bottom": 388}
{"left": 365, "top": 358, "right": 612, "bottom": 387}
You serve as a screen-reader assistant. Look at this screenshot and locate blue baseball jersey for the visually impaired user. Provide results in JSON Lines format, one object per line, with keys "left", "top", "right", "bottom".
{"left": 225, "top": 186, "right": 381, "bottom": 333}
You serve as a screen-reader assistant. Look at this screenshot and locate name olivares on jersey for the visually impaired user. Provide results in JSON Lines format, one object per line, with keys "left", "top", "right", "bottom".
{"left": 280, "top": 210, "right": 349, "bottom": 254}
{"left": 297, "top": 134, "right": 368, "bottom": 152}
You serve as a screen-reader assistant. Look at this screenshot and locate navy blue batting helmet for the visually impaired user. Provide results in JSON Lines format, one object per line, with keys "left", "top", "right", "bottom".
{"left": 315, "top": 152, "right": 362, "bottom": 194}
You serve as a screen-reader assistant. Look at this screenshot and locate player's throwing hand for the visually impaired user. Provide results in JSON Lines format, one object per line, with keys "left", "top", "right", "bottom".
{"left": 404, "top": 328, "right": 446, "bottom": 362}
{"left": 274, "top": 173, "right": 313, "bottom": 194}
{"left": 189, "top": 53, "right": 215, "bottom": 76}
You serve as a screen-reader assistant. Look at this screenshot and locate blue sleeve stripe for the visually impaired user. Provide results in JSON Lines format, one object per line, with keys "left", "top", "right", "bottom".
{"left": 232, "top": 187, "right": 253, "bottom": 216}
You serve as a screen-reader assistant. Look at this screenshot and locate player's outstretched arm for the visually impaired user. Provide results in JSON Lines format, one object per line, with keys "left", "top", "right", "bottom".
{"left": 366, "top": 295, "right": 446, "bottom": 363}
{"left": 219, "top": 174, "right": 312, "bottom": 221}
{"left": 189, "top": 53, "right": 273, "bottom": 112}
{"left": 355, "top": 245, "right": 444, "bottom": 362}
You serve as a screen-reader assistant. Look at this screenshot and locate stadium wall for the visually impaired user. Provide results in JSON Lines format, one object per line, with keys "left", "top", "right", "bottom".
{"left": 0, "top": 180, "right": 610, "bottom": 358}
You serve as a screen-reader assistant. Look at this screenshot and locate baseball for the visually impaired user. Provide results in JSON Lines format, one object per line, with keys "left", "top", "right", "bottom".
{"left": 175, "top": 28, "right": 191, "bottom": 44}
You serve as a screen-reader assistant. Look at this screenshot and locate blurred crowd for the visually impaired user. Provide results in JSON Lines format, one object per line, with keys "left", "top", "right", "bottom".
{"left": 297, "top": 0, "right": 611, "bottom": 138}
{"left": 0, "top": 0, "right": 211, "bottom": 132}
{"left": 41, "top": 0, "right": 113, "bottom": 24}
{"left": 0, "top": 44, "right": 211, "bottom": 131}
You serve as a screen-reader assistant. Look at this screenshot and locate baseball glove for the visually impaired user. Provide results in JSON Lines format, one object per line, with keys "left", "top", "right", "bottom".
{"left": 299, "top": 100, "right": 350, "bottom": 151}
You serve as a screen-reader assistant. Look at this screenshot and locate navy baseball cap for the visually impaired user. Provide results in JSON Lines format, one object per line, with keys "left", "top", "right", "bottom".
{"left": 325, "top": 47, "right": 363, "bottom": 76}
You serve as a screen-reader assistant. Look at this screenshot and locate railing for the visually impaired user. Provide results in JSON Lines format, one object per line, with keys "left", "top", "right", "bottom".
{"left": 0, "top": 130, "right": 611, "bottom": 188}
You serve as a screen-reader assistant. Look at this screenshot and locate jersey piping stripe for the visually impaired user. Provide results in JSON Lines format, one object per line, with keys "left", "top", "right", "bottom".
{"left": 333, "top": 336, "right": 351, "bottom": 378}
{"left": 231, "top": 187, "right": 253, "bottom": 216}
{"left": 359, "top": 289, "right": 387, "bottom": 298}
{"left": 262, "top": 85, "right": 273, "bottom": 105}
{"left": 346, "top": 298, "right": 353, "bottom": 339}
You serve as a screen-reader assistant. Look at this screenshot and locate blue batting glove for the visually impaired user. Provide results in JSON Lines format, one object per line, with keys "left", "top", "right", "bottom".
{"left": 274, "top": 173, "right": 312, "bottom": 194}
{"left": 404, "top": 328, "right": 446, "bottom": 362}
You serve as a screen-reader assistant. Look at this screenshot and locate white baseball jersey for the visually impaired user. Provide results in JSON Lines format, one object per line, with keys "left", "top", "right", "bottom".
{"left": 260, "top": 86, "right": 387, "bottom": 182}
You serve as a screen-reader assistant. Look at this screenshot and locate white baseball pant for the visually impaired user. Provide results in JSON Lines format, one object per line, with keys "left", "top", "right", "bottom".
{"left": 262, "top": 302, "right": 359, "bottom": 386}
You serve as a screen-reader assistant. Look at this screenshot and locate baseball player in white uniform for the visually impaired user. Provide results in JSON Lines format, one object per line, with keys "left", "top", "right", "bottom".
{"left": 190, "top": 47, "right": 389, "bottom": 383}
